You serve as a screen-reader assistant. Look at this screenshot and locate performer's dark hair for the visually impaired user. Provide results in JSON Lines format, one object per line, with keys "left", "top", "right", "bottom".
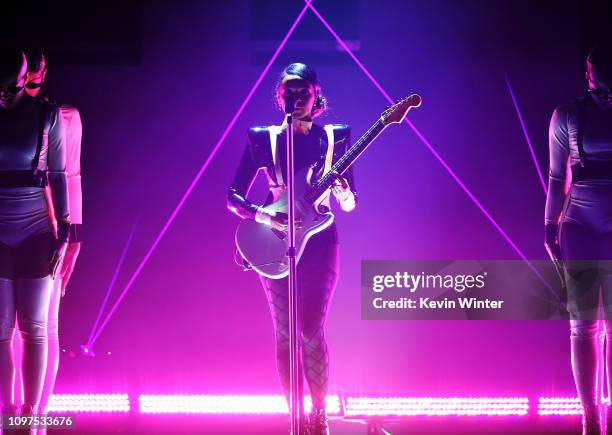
{"left": 0, "top": 49, "right": 26, "bottom": 80}
{"left": 23, "top": 48, "right": 46, "bottom": 73}
{"left": 275, "top": 63, "right": 327, "bottom": 117}
{"left": 587, "top": 44, "right": 612, "bottom": 81}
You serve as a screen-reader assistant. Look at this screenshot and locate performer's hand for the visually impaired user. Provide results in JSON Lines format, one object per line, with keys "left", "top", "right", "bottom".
{"left": 50, "top": 221, "right": 70, "bottom": 280}
{"left": 330, "top": 172, "right": 356, "bottom": 212}
{"left": 256, "top": 207, "right": 301, "bottom": 231}
{"left": 270, "top": 212, "right": 302, "bottom": 232}
{"left": 60, "top": 242, "right": 81, "bottom": 297}
{"left": 331, "top": 173, "right": 351, "bottom": 201}
{"left": 544, "top": 223, "right": 562, "bottom": 262}
{"left": 50, "top": 242, "right": 68, "bottom": 280}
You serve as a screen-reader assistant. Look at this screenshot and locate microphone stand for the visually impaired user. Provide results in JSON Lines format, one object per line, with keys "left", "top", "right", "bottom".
{"left": 284, "top": 98, "right": 302, "bottom": 435}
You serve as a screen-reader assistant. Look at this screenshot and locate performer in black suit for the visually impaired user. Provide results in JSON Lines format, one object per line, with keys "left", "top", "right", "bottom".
{"left": 228, "top": 63, "right": 356, "bottom": 434}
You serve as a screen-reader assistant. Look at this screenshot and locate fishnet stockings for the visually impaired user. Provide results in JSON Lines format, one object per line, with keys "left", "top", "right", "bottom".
{"left": 260, "top": 229, "right": 339, "bottom": 410}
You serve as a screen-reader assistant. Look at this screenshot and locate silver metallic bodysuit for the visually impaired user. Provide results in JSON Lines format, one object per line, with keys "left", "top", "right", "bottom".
{"left": 546, "top": 95, "right": 612, "bottom": 413}
{"left": 545, "top": 97, "right": 612, "bottom": 231}
{"left": 0, "top": 96, "right": 68, "bottom": 246}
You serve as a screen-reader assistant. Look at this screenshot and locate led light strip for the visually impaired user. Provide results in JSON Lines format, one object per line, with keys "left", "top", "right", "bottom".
{"left": 344, "top": 397, "right": 529, "bottom": 416}
{"left": 45, "top": 394, "right": 130, "bottom": 413}
{"left": 41, "top": 393, "right": 604, "bottom": 417}
{"left": 138, "top": 394, "right": 341, "bottom": 415}
{"left": 538, "top": 397, "right": 585, "bottom": 416}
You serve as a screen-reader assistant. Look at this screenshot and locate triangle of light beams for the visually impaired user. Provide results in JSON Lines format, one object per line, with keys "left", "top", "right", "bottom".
{"left": 87, "top": 0, "right": 556, "bottom": 348}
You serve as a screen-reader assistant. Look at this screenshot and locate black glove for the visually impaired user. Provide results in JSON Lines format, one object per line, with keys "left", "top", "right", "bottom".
{"left": 57, "top": 221, "right": 71, "bottom": 244}
{"left": 50, "top": 221, "right": 70, "bottom": 278}
{"left": 544, "top": 223, "right": 562, "bottom": 261}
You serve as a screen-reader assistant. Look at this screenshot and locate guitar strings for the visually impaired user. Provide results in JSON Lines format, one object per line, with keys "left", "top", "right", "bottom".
{"left": 306, "top": 120, "right": 384, "bottom": 201}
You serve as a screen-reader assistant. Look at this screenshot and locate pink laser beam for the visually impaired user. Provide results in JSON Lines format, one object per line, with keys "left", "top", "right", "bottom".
{"left": 306, "top": 1, "right": 559, "bottom": 300}
{"left": 504, "top": 75, "right": 547, "bottom": 195}
{"left": 86, "top": 220, "right": 139, "bottom": 347}
{"left": 89, "top": 1, "right": 313, "bottom": 345}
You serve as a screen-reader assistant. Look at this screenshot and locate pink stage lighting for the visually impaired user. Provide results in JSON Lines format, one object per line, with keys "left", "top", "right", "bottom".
{"left": 44, "top": 394, "right": 130, "bottom": 413}
{"left": 138, "top": 394, "right": 341, "bottom": 415}
{"left": 343, "top": 397, "right": 529, "bottom": 416}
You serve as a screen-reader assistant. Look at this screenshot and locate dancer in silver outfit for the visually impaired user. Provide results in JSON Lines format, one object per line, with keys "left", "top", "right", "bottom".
{"left": 545, "top": 44, "right": 612, "bottom": 435}
{"left": 0, "top": 49, "right": 69, "bottom": 426}
{"left": 21, "top": 50, "right": 83, "bottom": 430}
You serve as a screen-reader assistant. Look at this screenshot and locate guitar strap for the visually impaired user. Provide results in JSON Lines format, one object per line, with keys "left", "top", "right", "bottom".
{"left": 320, "top": 125, "right": 335, "bottom": 208}
{"left": 269, "top": 125, "right": 284, "bottom": 187}
{"left": 323, "top": 124, "right": 335, "bottom": 175}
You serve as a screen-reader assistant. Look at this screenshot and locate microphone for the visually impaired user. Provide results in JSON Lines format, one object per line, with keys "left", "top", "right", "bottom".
{"left": 284, "top": 96, "right": 296, "bottom": 115}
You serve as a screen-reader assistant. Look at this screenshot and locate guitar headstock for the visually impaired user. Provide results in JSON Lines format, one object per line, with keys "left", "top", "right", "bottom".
{"left": 381, "top": 94, "right": 422, "bottom": 125}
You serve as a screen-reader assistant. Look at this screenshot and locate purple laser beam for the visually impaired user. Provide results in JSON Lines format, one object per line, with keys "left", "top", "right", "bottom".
{"left": 86, "top": 220, "right": 139, "bottom": 347}
{"left": 89, "top": 1, "right": 313, "bottom": 346}
{"left": 307, "top": 1, "right": 559, "bottom": 301}
{"left": 504, "top": 75, "right": 548, "bottom": 195}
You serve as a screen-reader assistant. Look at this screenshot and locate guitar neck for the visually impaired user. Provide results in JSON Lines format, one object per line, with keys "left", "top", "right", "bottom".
{"left": 305, "top": 119, "right": 387, "bottom": 203}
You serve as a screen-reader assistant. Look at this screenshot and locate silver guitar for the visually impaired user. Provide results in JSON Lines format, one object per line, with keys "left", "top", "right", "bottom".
{"left": 235, "top": 94, "right": 422, "bottom": 279}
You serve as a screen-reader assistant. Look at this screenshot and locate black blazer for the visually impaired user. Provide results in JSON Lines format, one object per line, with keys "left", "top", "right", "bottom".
{"left": 227, "top": 123, "right": 356, "bottom": 220}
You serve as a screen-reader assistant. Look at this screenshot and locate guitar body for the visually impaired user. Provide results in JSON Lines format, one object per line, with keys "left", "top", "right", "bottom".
{"left": 235, "top": 166, "right": 335, "bottom": 279}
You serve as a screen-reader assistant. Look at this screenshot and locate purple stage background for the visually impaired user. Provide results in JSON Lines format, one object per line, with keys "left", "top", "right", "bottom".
{"left": 17, "top": 0, "right": 609, "bottom": 399}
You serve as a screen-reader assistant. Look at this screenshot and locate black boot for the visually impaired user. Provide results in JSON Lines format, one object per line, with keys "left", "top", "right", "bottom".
{"left": 583, "top": 404, "right": 602, "bottom": 435}
{"left": 306, "top": 408, "right": 329, "bottom": 435}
